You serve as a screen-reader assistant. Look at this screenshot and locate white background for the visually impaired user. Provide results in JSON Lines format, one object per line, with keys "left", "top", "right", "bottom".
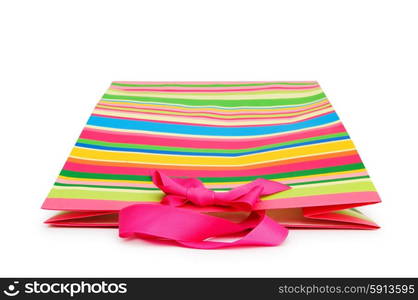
{"left": 1, "top": 0, "right": 417, "bottom": 277}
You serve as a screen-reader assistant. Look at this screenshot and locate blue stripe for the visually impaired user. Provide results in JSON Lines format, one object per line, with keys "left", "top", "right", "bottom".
{"left": 87, "top": 112, "right": 340, "bottom": 137}
{"left": 75, "top": 135, "right": 349, "bottom": 157}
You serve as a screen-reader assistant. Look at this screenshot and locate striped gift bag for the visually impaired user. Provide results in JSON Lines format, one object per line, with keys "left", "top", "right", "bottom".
{"left": 43, "top": 81, "right": 380, "bottom": 243}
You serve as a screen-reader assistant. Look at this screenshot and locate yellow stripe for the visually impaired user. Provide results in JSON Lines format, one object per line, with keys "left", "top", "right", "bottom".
{"left": 70, "top": 140, "right": 355, "bottom": 166}
{"left": 107, "top": 87, "right": 322, "bottom": 96}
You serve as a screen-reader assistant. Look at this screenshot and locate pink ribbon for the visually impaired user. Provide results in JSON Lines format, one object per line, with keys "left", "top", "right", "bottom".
{"left": 119, "top": 171, "right": 291, "bottom": 249}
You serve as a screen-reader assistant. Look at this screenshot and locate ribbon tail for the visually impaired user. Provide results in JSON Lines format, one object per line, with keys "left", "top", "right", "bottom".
{"left": 119, "top": 204, "right": 288, "bottom": 249}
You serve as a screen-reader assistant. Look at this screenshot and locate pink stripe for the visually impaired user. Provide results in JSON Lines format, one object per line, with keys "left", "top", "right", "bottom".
{"left": 41, "top": 191, "right": 381, "bottom": 212}
{"left": 63, "top": 155, "right": 362, "bottom": 178}
{"left": 113, "top": 81, "right": 318, "bottom": 86}
{"left": 45, "top": 217, "right": 378, "bottom": 229}
{"left": 45, "top": 214, "right": 378, "bottom": 229}
{"left": 286, "top": 171, "right": 368, "bottom": 183}
{"left": 110, "top": 85, "right": 320, "bottom": 92}
{"left": 80, "top": 122, "right": 346, "bottom": 149}
{"left": 94, "top": 105, "right": 332, "bottom": 122}
{"left": 97, "top": 100, "right": 331, "bottom": 116}
{"left": 114, "top": 81, "right": 318, "bottom": 84}
{"left": 305, "top": 212, "right": 379, "bottom": 228}
{"left": 93, "top": 106, "right": 331, "bottom": 123}
{"left": 44, "top": 199, "right": 379, "bottom": 229}
{"left": 281, "top": 223, "right": 378, "bottom": 229}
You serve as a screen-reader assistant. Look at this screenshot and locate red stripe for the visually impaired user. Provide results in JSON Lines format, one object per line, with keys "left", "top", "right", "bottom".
{"left": 42, "top": 192, "right": 381, "bottom": 212}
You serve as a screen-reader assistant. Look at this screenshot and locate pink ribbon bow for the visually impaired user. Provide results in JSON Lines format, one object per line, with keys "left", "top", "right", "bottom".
{"left": 119, "top": 171, "right": 291, "bottom": 249}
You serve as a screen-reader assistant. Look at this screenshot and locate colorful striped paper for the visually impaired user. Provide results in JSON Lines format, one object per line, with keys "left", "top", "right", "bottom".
{"left": 43, "top": 81, "right": 380, "bottom": 228}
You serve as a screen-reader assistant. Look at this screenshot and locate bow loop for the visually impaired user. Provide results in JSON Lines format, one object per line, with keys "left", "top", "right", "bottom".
{"left": 152, "top": 170, "right": 290, "bottom": 209}
{"left": 223, "top": 185, "right": 263, "bottom": 210}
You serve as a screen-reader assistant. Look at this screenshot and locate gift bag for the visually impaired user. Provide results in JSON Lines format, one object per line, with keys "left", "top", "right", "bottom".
{"left": 42, "top": 81, "right": 380, "bottom": 248}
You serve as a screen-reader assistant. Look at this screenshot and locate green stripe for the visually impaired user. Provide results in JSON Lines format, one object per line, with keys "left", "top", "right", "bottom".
{"left": 203, "top": 163, "right": 365, "bottom": 182}
{"left": 48, "top": 188, "right": 162, "bottom": 202}
{"left": 77, "top": 132, "right": 349, "bottom": 154}
{"left": 262, "top": 180, "right": 376, "bottom": 200}
{"left": 111, "top": 82, "right": 317, "bottom": 88}
{"left": 59, "top": 163, "right": 365, "bottom": 183}
{"left": 47, "top": 179, "right": 376, "bottom": 202}
{"left": 53, "top": 175, "right": 370, "bottom": 191}
{"left": 102, "top": 92, "right": 326, "bottom": 107}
